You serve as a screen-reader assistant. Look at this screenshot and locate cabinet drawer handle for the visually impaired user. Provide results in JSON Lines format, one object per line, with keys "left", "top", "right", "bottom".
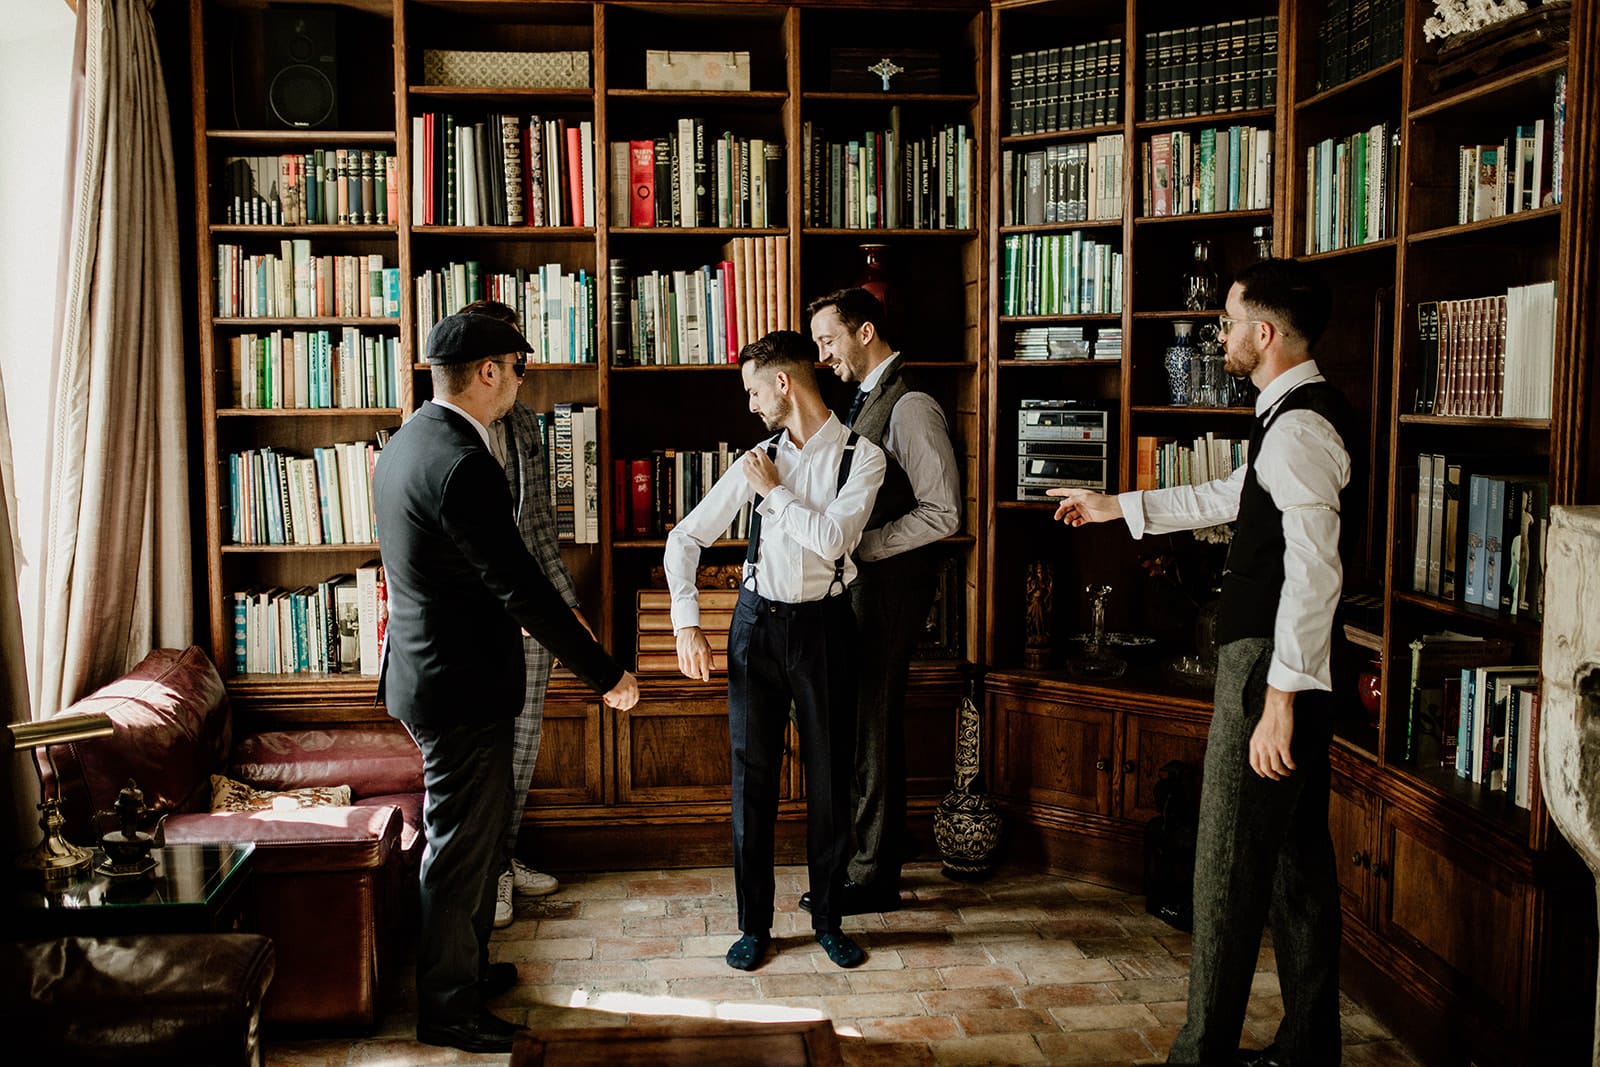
{"left": 1123, "top": 760, "right": 1137, "bottom": 774}
{"left": 1095, "top": 758, "right": 1109, "bottom": 772}
{"left": 1350, "top": 851, "right": 1369, "bottom": 868}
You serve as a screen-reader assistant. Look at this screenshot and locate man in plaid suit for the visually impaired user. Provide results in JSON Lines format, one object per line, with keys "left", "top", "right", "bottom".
{"left": 461, "top": 300, "right": 595, "bottom": 927}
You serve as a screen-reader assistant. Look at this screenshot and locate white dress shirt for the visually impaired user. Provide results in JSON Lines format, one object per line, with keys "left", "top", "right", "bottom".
{"left": 665, "top": 414, "right": 887, "bottom": 630}
{"left": 854, "top": 354, "right": 963, "bottom": 562}
{"left": 428, "top": 398, "right": 493, "bottom": 452}
{"left": 1116, "top": 360, "right": 1350, "bottom": 693}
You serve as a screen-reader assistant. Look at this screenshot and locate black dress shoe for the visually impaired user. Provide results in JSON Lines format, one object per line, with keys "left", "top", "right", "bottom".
{"left": 1236, "top": 1046, "right": 1286, "bottom": 1067}
{"left": 418, "top": 1010, "right": 525, "bottom": 1053}
{"left": 479, "top": 961, "right": 518, "bottom": 999}
{"left": 799, "top": 880, "right": 902, "bottom": 916}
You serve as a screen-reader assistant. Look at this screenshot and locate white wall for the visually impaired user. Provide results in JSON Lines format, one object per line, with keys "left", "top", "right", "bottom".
{"left": 0, "top": 0, "right": 75, "bottom": 693}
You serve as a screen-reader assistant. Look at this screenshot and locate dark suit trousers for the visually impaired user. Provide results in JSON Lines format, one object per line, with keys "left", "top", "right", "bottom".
{"left": 1167, "top": 639, "right": 1342, "bottom": 1067}
{"left": 406, "top": 717, "right": 515, "bottom": 1024}
{"left": 847, "top": 550, "right": 939, "bottom": 888}
{"left": 727, "top": 587, "right": 857, "bottom": 934}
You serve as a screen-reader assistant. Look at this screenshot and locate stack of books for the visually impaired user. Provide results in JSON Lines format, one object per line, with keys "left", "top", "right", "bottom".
{"left": 636, "top": 589, "right": 735, "bottom": 673}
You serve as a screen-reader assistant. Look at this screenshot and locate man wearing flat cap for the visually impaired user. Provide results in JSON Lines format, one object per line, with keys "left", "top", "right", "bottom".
{"left": 374, "top": 311, "right": 639, "bottom": 1054}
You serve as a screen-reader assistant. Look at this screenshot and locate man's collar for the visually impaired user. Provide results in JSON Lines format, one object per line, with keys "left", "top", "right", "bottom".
{"left": 858, "top": 351, "right": 901, "bottom": 393}
{"left": 1254, "top": 359, "right": 1324, "bottom": 417}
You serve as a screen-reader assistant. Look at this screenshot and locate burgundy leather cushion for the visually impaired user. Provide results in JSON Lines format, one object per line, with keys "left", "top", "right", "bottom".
{"left": 230, "top": 728, "right": 423, "bottom": 798}
{"left": 356, "top": 792, "right": 422, "bottom": 854}
{"left": 47, "top": 646, "right": 230, "bottom": 842}
{"left": 164, "top": 804, "right": 401, "bottom": 873}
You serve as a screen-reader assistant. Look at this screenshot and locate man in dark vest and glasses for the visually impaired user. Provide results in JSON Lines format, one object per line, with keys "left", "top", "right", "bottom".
{"left": 1049, "top": 258, "right": 1349, "bottom": 1067}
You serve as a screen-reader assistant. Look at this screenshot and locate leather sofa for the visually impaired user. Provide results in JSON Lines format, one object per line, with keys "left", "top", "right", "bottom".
{"left": 5, "top": 934, "right": 275, "bottom": 1064}
{"left": 42, "top": 646, "right": 423, "bottom": 1027}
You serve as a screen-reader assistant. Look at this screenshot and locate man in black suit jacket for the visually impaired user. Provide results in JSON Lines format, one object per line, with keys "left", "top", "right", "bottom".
{"left": 374, "top": 312, "right": 639, "bottom": 1054}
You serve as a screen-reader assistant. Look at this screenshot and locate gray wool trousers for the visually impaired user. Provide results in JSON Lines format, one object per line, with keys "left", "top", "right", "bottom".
{"left": 1166, "top": 638, "right": 1342, "bottom": 1067}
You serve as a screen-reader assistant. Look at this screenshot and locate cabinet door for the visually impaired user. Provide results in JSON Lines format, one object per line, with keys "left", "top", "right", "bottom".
{"left": 904, "top": 681, "right": 960, "bottom": 802}
{"left": 991, "top": 693, "right": 1114, "bottom": 814}
{"left": 1119, "top": 713, "right": 1209, "bottom": 822}
{"left": 1327, "top": 773, "right": 1377, "bottom": 924}
{"left": 528, "top": 698, "right": 604, "bottom": 805}
{"left": 1375, "top": 805, "right": 1528, "bottom": 1021}
{"left": 615, "top": 698, "right": 747, "bottom": 805}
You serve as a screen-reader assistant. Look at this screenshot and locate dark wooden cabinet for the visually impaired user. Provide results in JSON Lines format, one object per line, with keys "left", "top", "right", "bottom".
{"left": 1118, "top": 711, "right": 1208, "bottom": 823}
{"left": 992, "top": 690, "right": 1115, "bottom": 814}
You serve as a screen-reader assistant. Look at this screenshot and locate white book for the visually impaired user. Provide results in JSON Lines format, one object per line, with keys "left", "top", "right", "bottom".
{"left": 412, "top": 117, "right": 426, "bottom": 225}
{"left": 677, "top": 118, "right": 696, "bottom": 226}
{"left": 580, "top": 119, "right": 596, "bottom": 229}
{"left": 581, "top": 407, "right": 600, "bottom": 544}
{"left": 355, "top": 562, "right": 382, "bottom": 676}
{"left": 297, "top": 458, "right": 322, "bottom": 546}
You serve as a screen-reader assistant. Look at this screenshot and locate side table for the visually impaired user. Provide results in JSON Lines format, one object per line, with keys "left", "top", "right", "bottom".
{"left": 8, "top": 842, "right": 255, "bottom": 938}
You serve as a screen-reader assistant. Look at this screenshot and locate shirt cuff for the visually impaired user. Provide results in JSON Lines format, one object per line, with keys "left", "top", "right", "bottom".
{"left": 759, "top": 485, "right": 796, "bottom": 519}
{"left": 1117, "top": 490, "right": 1148, "bottom": 539}
{"left": 1266, "top": 658, "right": 1329, "bottom": 694}
{"left": 669, "top": 598, "right": 701, "bottom": 632}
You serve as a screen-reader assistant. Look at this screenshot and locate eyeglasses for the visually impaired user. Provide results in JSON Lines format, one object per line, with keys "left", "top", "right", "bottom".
{"left": 1217, "top": 315, "right": 1265, "bottom": 335}
{"left": 493, "top": 359, "right": 528, "bottom": 379}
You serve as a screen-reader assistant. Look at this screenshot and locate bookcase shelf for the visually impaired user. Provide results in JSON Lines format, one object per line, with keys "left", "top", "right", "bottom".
{"left": 999, "top": 123, "right": 1122, "bottom": 147}
{"left": 1133, "top": 209, "right": 1274, "bottom": 227}
{"left": 1134, "top": 106, "right": 1275, "bottom": 132}
{"left": 1295, "top": 57, "right": 1403, "bottom": 111}
{"left": 209, "top": 225, "right": 399, "bottom": 237}
{"left": 1391, "top": 589, "right": 1543, "bottom": 636}
{"left": 217, "top": 408, "right": 403, "bottom": 417}
{"left": 999, "top": 220, "right": 1122, "bottom": 235}
{"left": 213, "top": 317, "right": 402, "bottom": 327}
{"left": 606, "top": 89, "right": 788, "bottom": 103}
{"left": 1128, "top": 405, "right": 1254, "bottom": 416}
{"left": 1299, "top": 237, "right": 1398, "bottom": 262}
{"left": 220, "top": 544, "right": 381, "bottom": 555}
{"left": 408, "top": 86, "right": 594, "bottom": 103}
{"left": 206, "top": 130, "right": 397, "bottom": 145}
{"left": 1409, "top": 52, "right": 1569, "bottom": 119}
{"left": 1405, "top": 205, "right": 1563, "bottom": 245}
{"left": 802, "top": 228, "right": 980, "bottom": 238}
{"left": 1131, "top": 308, "right": 1224, "bottom": 320}
{"left": 411, "top": 225, "right": 596, "bottom": 238}
{"left": 1396, "top": 413, "right": 1551, "bottom": 430}
{"left": 999, "top": 313, "right": 1120, "bottom": 324}
{"left": 997, "top": 359, "right": 1120, "bottom": 369}
{"left": 610, "top": 227, "right": 788, "bottom": 237}
{"left": 803, "top": 91, "right": 980, "bottom": 105}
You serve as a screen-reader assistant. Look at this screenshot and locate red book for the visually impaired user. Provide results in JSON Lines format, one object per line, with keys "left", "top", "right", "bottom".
{"left": 629, "top": 140, "right": 655, "bottom": 227}
{"left": 613, "top": 459, "right": 629, "bottom": 537}
{"left": 565, "top": 124, "right": 584, "bottom": 228}
{"left": 630, "top": 458, "right": 653, "bottom": 537}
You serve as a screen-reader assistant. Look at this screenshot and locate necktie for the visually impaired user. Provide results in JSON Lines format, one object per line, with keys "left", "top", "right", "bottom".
{"left": 846, "top": 387, "right": 869, "bottom": 427}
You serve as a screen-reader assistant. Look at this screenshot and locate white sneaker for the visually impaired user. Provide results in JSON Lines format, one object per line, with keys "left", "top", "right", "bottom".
{"left": 493, "top": 869, "right": 514, "bottom": 928}
{"left": 510, "top": 858, "right": 559, "bottom": 897}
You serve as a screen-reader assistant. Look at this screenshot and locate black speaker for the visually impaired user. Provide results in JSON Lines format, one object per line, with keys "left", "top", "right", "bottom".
{"left": 263, "top": 9, "right": 338, "bottom": 129}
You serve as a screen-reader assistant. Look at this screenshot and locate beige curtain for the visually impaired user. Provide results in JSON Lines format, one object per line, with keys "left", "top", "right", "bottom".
{"left": 1, "top": 365, "right": 34, "bottom": 855}
{"left": 35, "top": 0, "right": 190, "bottom": 720}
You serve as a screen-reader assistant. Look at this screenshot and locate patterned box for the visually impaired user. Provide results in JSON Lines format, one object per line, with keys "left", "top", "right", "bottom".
{"left": 422, "top": 50, "right": 590, "bottom": 89}
{"left": 644, "top": 50, "right": 751, "bottom": 91}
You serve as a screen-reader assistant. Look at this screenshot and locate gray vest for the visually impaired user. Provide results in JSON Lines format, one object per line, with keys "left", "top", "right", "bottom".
{"left": 851, "top": 358, "right": 920, "bottom": 535}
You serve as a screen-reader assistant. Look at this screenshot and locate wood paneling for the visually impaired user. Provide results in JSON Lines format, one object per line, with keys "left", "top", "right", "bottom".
{"left": 1119, "top": 712, "right": 1208, "bottom": 822}
{"left": 528, "top": 701, "right": 604, "bottom": 804}
{"left": 1327, "top": 773, "right": 1377, "bottom": 923}
{"left": 992, "top": 692, "right": 1114, "bottom": 814}
{"left": 614, "top": 699, "right": 742, "bottom": 804}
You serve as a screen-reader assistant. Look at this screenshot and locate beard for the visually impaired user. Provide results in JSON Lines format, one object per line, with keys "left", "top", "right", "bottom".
{"left": 1224, "top": 335, "right": 1261, "bottom": 379}
{"left": 758, "top": 392, "right": 792, "bottom": 430}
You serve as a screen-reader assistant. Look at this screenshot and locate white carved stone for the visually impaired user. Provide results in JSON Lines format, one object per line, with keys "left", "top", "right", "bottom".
{"left": 1539, "top": 504, "right": 1600, "bottom": 1065}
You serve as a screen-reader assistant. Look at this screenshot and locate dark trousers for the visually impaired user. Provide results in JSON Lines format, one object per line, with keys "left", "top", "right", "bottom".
{"left": 406, "top": 717, "right": 515, "bottom": 1024}
{"left": 727, "top": 586, "right": 857, "bottom": 934}
{"left": 1167, "top": 638, "right": 1342, "bottom": 1067}
{"left": 847, "top": 550, "right": 939, "bottom": 888}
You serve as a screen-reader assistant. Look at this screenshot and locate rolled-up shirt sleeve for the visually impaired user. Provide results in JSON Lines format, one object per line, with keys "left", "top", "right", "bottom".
{"left": 665, "top": 463, "right": 754, "bottom": 631}
{"left": 1253, "top": 411, "right": 1350, "bottom": 693}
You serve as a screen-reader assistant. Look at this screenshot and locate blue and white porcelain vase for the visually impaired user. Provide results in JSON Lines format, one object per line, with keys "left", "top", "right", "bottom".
{"left": 1165, "top": 321, "right": 1196, "bottom": 406}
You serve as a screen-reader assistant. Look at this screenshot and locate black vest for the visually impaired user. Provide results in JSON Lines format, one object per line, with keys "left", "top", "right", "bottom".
{"left": 849, "top": 357, "right": 919, "bottom": 532}
{"left": 1216, "top": 379, "right": 1350, "bottom": 646}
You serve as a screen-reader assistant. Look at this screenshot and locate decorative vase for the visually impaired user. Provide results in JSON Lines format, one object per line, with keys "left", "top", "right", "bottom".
{"left": 1165, "top": 321, "right": 1196, "bottom": 406}
{"left": 1357, "top": 657, "right": 1383, "bottom": 725}
{"left": 1181, "top": 239, "right": 1219, "bottom": 311}
{"left": 934, "top": 685, "right": 1003, "bottom": 880}
{"left": 1251, "top": 224, "right": 1274, "bottom": 262}
{"left": 856, "top": 243, "right": 891, "bottom": 310}
{"left": 1191, "top": 323, "right": 1225, "bottom": 407}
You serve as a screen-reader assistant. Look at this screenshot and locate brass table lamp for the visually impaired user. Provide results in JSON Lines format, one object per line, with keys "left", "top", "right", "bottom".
{"left": 7, "top": 712, "right": 114, "bottom": 887}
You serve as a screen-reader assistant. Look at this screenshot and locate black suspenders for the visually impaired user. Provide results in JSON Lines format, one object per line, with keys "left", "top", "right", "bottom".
{"left": 745, "top": 430, "right": 860, "bottom": 596}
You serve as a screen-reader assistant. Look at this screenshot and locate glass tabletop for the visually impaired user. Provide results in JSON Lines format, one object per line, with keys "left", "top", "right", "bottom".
{"left": 18, "top": 842, "right": 255, "bottom": 913}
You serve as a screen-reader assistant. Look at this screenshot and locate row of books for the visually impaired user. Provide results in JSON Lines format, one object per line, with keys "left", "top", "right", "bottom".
{"left": 611, "top": 237, "right": 788, "bottom": 366}
{"left": 1456, "top": 120, "right": 1554, "bottom": 225}
{"left": 1413, "top": 284, "right": 1555, "bottom": 420}
{"left": 801, "top": 118, "right": 974, "bottom": 231}
{"left": 614, "top": 448, "right": 755, "bottom": 541}
{"left": 411, "top": 113, "right": 595, "bottom": 228}
{"left": 1010, "top": 326, "right": 1121, "bottom": 362}
{"left": 1005, "top": 38, "right": 1124, "bottom": 137}
{"left": 227, "top": 329, "right": 402, "bottom": 411}
{"left": 1410, "top": 458, "right": 1547, "bottom": 617}
{"left": 1135, "top": 434, "right": 1247, "bottom": 491}
{"left": 608, "top": 126, "right": 784, "bottom": 229}
{"left": 227, "top": 440, "right": 383, "bottom": 547}
{"left": 412, "top": 261, "right": 599, "bottom": 365}
{"left": 534, "top": 403, "right": 601, "bottom": 544}
{"left": 1143, "top": 126, "right": 1274, "bottom": 218}
{"left": 1139, "top": 18, "right": 1279, "bottom": 123}
{"left": 637, "top": 588, "right": 734, "bottom": 674}
{"left": 1002, "top": 135, "right": 1125, "bottom": 227}
{"left": 231, "top": 565, "right": 386, "bottom": 677}
{"left": 999, "top": 233, "right": 1124, "bottom": 318}
{"left": 214, "top": 243, "right": 400, "bottom": 320}
{"left": 1314, "top": 0, "right": 1405, "bottom": 93}
{"left": 220, "top": 150, "right": 397, "bottom": 226}
{"left": 1303, "top": 123, "right": 1400, "bottom": 255}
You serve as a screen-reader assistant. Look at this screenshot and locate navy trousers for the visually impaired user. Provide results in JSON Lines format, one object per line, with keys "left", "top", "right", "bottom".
{"left": 727, "top": 586, "right": 858, "bottom": 934}
{"left": 406, "top": 716, "right": 515, "bottom": 1024}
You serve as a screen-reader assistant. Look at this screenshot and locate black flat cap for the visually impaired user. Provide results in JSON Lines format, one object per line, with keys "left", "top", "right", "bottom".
{"left": 426, "top": 312, "right": 534, "bottom": 364}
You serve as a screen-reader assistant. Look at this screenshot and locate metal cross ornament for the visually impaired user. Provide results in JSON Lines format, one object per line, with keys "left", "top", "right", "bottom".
{"left": 867, "top": 57, "right": 904, "bottom": 91}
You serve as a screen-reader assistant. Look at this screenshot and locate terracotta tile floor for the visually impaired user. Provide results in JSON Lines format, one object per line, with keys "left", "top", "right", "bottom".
{"left": 264, "top": 862, "right": 1422, "bottom": 1066}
